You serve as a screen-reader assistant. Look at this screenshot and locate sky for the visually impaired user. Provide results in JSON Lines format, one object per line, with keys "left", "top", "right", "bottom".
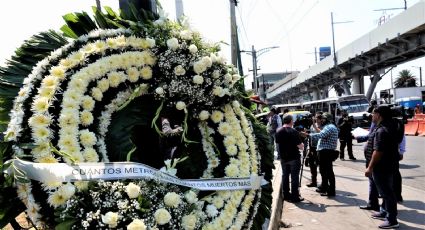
{"left": 0, "top": 0, "right": 424, "bottom": 99}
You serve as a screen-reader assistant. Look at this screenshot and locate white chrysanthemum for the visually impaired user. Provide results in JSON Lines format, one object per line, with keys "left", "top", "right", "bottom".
{"left": 232, "top": 100, "right": 241, "bottom": 108}
{"left": 59, "top": 58, "right": 74, "bottom": 68}
{"left": 198, "top": 110, "right": 209, "bottom": 121}
{"left": 74, "top": 181, "right": 89, "bottom": 191}
{"left": 125, "top": 182, "right": 141, "bottom": 199}
{"left": 39, "top": 86, "right": 55, "bottom": 98}
{"left": 225, "top": 163, "right": 240, "bottom": 177}
{"left": 154, "top": 208, "right": 171, "bottom": 225}
{"left": 218, "top": 122, "right": 231, "bottom": 135}
{"left": 140, "top": 66, "right": 153, "bottom": 80}
{"left": 32, "top": 97, "right": 50, "bottom": 112}
{"left": 155, "top": 87, "right": 164, "bottom": 95}
{"left": 193, "top": 61, "right": 206, "bottom": 74}
{"left": 182, "top": 214, "right": 197, "bottom": 230}
{"left": 59, "top": 109, "right": 79, "bottom": 126}
{"left": 102, "top": 211, "right": 119, "bottom": 228}
{"left": 80, "top": 110, "right": 94, "bottom": 126}
{"left": 81, "top": 96, "right": 96, "bottom": 111}
{"left": 206, "top": 204, "right": 218, "bottom": 217}
{"left": 127, "top": 67, "right": 140, "bottom": 82}
{"left": 166, "top": 37, "right": 179, "bottom": 51}
{"left": 193, "top": 75, "right": 204, "bottom": 85}
{"left": 50, "top": 66, "right": 66, "bottom": 79}
{"left": 108, "top": 71, "right": 125, "bottom": 88}
{"left": 32, "top": 126, "right": 51, "bottom": 141}
{"left": 176, "top": 101, "right": 186, "bottom": 110}
{"left": 212, "top": 197, "right": 224, "bottom": 209}
{"left": 223, "top": 136, "right": 236, "bottom": 147}
{"left": 28, "top": 114, "right": 51, "bottom": 128}
{"left": 37, "top": 155, "right": 58, "bottom": 163}
{"left": 138, "top": 83, "right": 149, "bottom": 94}
{"left": 68, "top": 78, "right": 88, "bottom": 92}
{"left": 226, "top": 145, "right": 238, "bottom": 156}
{"left": 127, "top": 219, "right": 147, "bottom": 230}
{"left": 210, "top": 111, "right": 224, "bottom": 123}
{"left": 164, "top": 192, "right": 181, "bottom": 208}
{"left": 97, "top": 78, "right": 110, "bottom": 92}
{"left": 94, "top": 40, "right": 107, "bottom": 52}
{"left": 80, "top": 129, "right": 97, "bottom": 147}
{"left": 42, "top": 75, "right": 59, "bottom": 87}
{"left": 48, "top": 190, "right": 66, "bottom": 208}
{"left": 188, "top": 44, "right": 198, "bottom": 54}
{"left": 83, "top": 147, "right": 99, "bottom": 162}
{"left": 146, "top": 37, "right": 156, "bottom": 48}
{"left": 91, "top": 87, "right": 103, "bottom": 101}
{"left": 31, "top": 143, "right": 51, "bottom": 158}
{"left": 224, "top": 73, "right": 232, "bottom": 82}
{"left": 184, "top": 190, "right": 198, "bottom": 204}
{"left": 212, "top": 86, "right": 225, "bottom": 97}
{"left": 60, "top": 183, "right": 76, "bottom": 199}
{"left": 232, "top": 74, "right": 241, "bottom": 82}
{"left": 174, "top": 65, "right": 186, "bottom": 76}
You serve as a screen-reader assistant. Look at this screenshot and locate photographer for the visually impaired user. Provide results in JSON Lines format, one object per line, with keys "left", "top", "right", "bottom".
{"left": 337, "top": 111, "right": 356, "bottom": 160}
{"left": 306, "top": 112, "right": 323, "bottom": 187}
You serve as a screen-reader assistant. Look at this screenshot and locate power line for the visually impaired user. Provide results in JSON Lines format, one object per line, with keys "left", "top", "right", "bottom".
{"left": 236, "top": 6, "right": 250, "bottom": 47}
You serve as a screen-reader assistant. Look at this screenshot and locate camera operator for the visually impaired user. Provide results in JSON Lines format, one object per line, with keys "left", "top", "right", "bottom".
{"left": 305, "top": 112, "right": 323, "bottom": 187}
{"left": 337, "top": 111, "right": 356, "bottom": 160}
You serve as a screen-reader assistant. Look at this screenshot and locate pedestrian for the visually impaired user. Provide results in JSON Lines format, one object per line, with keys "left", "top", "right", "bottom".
{"left": 367, "top": 99, "right": 378, "bottom": 113}
{"left": 414, "top": 104, "right": 422, "bottom": 114}
{"left": 365, "top": 105, "right": 400, "bottom": 229}
{"left": 337, "top": 111, "right": 356, "bottom": 160}
{"left": 303, "top": 112, "right": 339, "bottom": 197}
{"left": 267, "top": 107, "right": 282, "bottom": 157}
{"left": 276, "top": 114, "right": 305, "bottom": 202}
{"left": 391, "top": 106, "right": 406, "bottom": 203}
{"left": 306, "top": 112, "right": 323, "bottom": 187}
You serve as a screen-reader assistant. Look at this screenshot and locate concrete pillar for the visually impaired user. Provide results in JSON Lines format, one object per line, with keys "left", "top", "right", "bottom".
{"left": 351, "top": 75, "right": 363, "bottom": 95}
{"left": 366, "top": 72, "right": 381, "bottom": 101}
{"left": 342, "top": 80, "right": 351, "bottom": 95}
{"left": 312, "top": 88, "right": 320, "bottom": 100}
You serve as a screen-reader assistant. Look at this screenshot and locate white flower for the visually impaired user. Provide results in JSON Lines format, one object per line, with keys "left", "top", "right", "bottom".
{"left": 91, "top": 87, "right": 103, "bottom": 101}
{"left": 224, "top": 73, "right": 232, "bottom": 82}
{"left": 140, "top": 66, "right": 153, "bottom": 80}
{"left": 164, "top": 192, "right": 181, "bottom": 208}
{"left": 184, "top": 190, "right": 198, "bottom": 204}
{"left": 79, "top": 129, "right": 97, "bottom": 147}
{"left": 180, "top": 30, "right": 193, "bottom": 40}
{"left": 155, "top": 87, "right": 164, "bottom": 95}
{"left": 232, "top": 100, "right": 240, "bottom": 108}
{"left": 174, "top": 65, "right": 186, "bottom": 76}
{"left": 50, "top": 66, "right": 66, "bottom": 79}
{"left": 154, "top": 208, "right": 171, "bottom": 225}
{"left": 201, "top": 56, "right": 212, "bottom": 68}
{"left": 32, "top": 97, "right": 50, "bottom": 112}
{"left": 176, "top": 101, "right": 186, "bottom": 110}
{"left": 146, "top": 37, "right": 156, "bottom": 48}
{"left": 127, "top": 219, "right": 147, "bottom": 230}
{"left": 198, "top": 110, "right": 209, "bottom": 121}
{"left": 83, "top": 148, "right": 99, "bottom": 162}
{"left": 218, "top": 122, "right": 231, "bottom": 135}
{"left": 232, "top": 74, "right": 241, "bottom": 82}
{"left": 102, "top": 211, "right": 119, "bottom": 228}
{"left": 212, "top": 86, "right": 225, "bottom": 97}
{"left": 166, "top": 37, "right": 179, "bottom": 51}
{"left": 125, "top": 182, "right": 141, "bottom": 199}
{"left": 127, "top": 67, "right": 140, "bottom": 82}
{"left": 193, "top": 61, "right": 206, "bottom": 74}
{"left": 210, "top": 111, "right": 224, "bottom": 123}
{"left": 108, "top": 71, "right": 125, "bottom": 88}
{"left": 74, "top": 181, "right": 89, "bottom": 191}
{"left": 206, "top": 204, "right": 218, "bottom": 217}
{"left": 182, "top": 214, "right": 197, "bottom": 230}
{"left": 225, "top": 163, "right": 240, "bottom": 177}
{"left": 81, "top": 96, "right": 95, "bottom": 111}
{"left": 188, "top": 44, "right": 198, "bottom": 54}
{"left": 212, "top": 70, "right": 220, "bottom": 79}
{"left": 80, "top": 110, "right": 94, "bottom": 126}
{"left": 60, "top": 183, "right": 76, "bottom": 199}
{"left": 193, "top": 75, "right": 204, "bottom": 85}
{"left": 226, "top": 145, "right": 238, "bottom": 156}
{"left": 97, "top": 78, "right": 110, "bottom": 92}
{"left": 212, "top": 197, "right": 224, "bottom": 209}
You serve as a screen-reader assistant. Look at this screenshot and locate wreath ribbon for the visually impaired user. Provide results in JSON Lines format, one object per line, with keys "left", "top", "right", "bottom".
{"left": 5, "top": 159, "right": 267, "bottom": 191}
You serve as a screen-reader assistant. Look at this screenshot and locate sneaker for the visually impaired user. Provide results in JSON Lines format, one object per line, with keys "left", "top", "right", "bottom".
{"left": 378, "top": 220, "right": 399, "bottom": 229}
{"left": 371, "top": 211, "right": 386, "bottom": 220}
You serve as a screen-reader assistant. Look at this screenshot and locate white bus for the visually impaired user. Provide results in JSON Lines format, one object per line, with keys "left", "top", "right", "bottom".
{"left": 272, "top": 102, "right": 302, "bottom": 113}
{"left": 301, "top": 94, "right": 371, "bottom": 128}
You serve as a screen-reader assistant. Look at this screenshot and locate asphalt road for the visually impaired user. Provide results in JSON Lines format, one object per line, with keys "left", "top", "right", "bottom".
{"left": 336, "top": 135, "right": 425, "bottom": 191}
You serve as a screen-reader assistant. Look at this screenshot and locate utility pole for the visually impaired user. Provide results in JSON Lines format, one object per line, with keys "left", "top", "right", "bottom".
{"left": 119, "top": 0, "right": 157, "bottom": 16}
{"left": 412, "top": 66, "right": 423, "bottom": 87}
{"left": 95, "top": 0, "right": 101, "bottom": 11}
{"left": 175, "top": 0, "right": 184, "bottom": 21}
{"left": 305, "top": 47, "right": 318, "bottom": 64}
{"left": 241, "top": 46, "right": 279, "bottom": 100}
{"left": 230, "top": 0, "right": 238, "bottom": 67}
{"left": 331, "top": 12, "right": 353, "bottom": 67}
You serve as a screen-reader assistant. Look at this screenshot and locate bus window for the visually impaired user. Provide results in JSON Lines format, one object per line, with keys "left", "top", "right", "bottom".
{"left": 323, "top": 102, "right": 329, "bottom": 113}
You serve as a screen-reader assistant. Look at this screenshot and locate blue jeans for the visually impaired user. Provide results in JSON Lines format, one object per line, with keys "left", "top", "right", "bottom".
{"left": 281, "top": 158, "right": 301, "bottom": 199}
{"left": 373, "top": 170, "right": 398, "bottom": 223}
{"left": 366, "top": 160, "right": 379, "bottom": 207}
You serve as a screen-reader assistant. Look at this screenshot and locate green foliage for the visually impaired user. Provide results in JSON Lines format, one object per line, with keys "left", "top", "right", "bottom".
{"left": 395, "top": 69, "right": 417, "bottom": 88}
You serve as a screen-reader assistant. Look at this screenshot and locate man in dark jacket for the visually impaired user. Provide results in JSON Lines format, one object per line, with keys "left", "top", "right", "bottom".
{"left": 337, "top": 111, "right": 356, "bottom": 160}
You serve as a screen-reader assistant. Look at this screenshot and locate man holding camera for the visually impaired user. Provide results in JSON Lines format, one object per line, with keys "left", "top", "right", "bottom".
{"left": 337, "top": 111, "right": 356, "bottom": 160}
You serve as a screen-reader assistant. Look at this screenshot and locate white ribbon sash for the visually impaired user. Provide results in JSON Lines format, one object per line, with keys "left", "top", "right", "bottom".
{"left": 6, "top": 159, "right": 267, "bottom": 191}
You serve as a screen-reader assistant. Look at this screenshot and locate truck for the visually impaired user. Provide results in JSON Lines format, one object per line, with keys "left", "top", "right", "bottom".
{"left": 380, "top": 86, "right": 425, "bottom": 108}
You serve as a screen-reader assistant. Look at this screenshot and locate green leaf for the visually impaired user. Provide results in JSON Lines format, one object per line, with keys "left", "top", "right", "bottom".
{"left": 55, "top": 219, "right": 77, "bottom": 230}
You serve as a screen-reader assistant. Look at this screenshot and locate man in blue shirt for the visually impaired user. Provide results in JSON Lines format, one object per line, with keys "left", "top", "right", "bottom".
{"left": 303, "top": 112, "right": 339, "bottom": 196}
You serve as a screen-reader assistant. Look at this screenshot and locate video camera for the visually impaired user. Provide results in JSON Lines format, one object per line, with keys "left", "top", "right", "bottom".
{"left": 294, "top": 113, "right": 313, "bottom": 132}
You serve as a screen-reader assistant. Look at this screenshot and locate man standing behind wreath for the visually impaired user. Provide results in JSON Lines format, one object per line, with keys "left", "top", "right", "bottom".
{"left": 276, "top": 114, "right": 304, "bottom": 202}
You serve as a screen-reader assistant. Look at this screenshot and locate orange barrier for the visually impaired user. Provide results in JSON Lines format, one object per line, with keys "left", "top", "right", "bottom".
{"left": 414, "top": 114, "right": 425, "bottom": 120}
{"left": 405, "top": 119, "right": 419, "bottom": 136}
{"left": 417, "top": 121, "right": 425, "bottom": 136}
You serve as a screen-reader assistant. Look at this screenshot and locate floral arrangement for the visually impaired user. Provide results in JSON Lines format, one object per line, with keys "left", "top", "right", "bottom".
{"left": 0, "top": 5, "right": 273, "bottom": 230}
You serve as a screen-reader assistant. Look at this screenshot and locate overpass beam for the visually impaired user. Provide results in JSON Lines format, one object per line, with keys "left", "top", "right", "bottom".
{"left": 366, "top": 72, "right": 381, "bottom": 101}
{"left": 342, "top": 79, "right": 351, "bottom": 95}
{"left": 351, "top": 75, "right": 363, "bottom": 94}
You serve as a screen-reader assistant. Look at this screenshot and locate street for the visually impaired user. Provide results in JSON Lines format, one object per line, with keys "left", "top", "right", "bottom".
{"left": 337, "top": 135, "right": 425, "bottom": 191}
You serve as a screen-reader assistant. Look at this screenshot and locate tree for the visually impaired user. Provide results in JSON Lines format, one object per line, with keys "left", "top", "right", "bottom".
{"left": 394, "top": 69, "right": 417, "bottom": 88}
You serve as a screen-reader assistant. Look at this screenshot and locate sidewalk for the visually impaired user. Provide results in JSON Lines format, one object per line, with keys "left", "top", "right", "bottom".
{"left": 277, "top": 161, "right": 425, "bottom": 230}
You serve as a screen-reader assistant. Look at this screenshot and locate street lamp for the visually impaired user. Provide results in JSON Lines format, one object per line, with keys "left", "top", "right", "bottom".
{"left": 412, "top": 66, "right": 423, "bottom": 87}
{"left": 240, "top": 45, "right": 279, "bottom": 100}
{"left": 331, "top": 12, "right": 353, "bottom": 66}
